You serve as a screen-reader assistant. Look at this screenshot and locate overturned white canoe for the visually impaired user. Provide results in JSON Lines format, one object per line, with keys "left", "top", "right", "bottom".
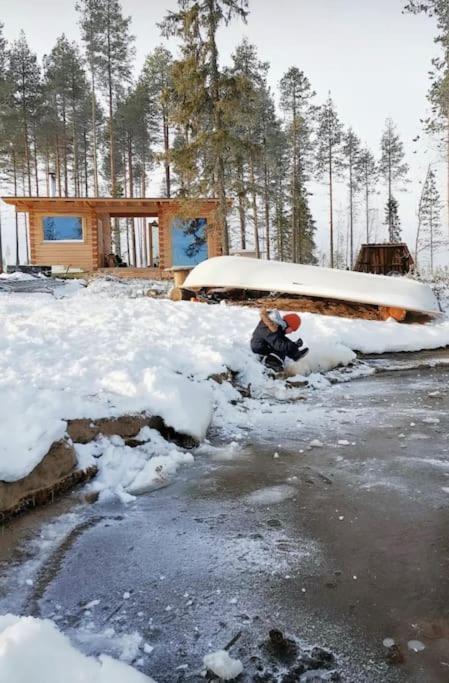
{"left": 183, "top": 256, "right": 441, "bottom": 317}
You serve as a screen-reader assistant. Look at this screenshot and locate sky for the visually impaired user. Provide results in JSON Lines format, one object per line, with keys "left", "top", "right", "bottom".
{"left": 0, "top": 0, "right": 444, "bottom": 267}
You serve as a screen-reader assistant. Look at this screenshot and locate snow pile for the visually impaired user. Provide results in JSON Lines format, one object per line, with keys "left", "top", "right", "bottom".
{"left": 76, "top": 429, "right": 194, "bottom": 502}
{"left": 3, "top": 276, "right": 449, "bottom": 484}
{"left": 0, "top": 614, "right": 154, "bottom": 683}
{"left": 203, "top": 650, "right": 243, "bottom": 680}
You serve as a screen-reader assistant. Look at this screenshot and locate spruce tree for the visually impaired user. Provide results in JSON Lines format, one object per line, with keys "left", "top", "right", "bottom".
{"left": 379, "top": 117, "right": 409, "bottom": 241}
{"left": 417, "top": 167, "right": 443, "bottom": 272}
{"left": 404, "top": 1, "right": 449, "bottom": 236}
{"left": 315, "top": 95, "right": 344, "bottom": 267}
{"left": 384, "top": 195, "right": 402, "bottom": 243}
{"left": 161, "top": 0, "right": 249, "bottom": 254}
{"left": 279, "top": 67, "right": 316, "bottom": 263}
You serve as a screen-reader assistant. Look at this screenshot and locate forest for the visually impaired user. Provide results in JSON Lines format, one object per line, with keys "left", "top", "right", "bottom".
{"left": 0, "top": 0, "right": 448, "bottom": 271}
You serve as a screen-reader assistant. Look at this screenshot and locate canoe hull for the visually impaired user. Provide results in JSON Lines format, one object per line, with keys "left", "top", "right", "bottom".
{"left": 183, "top": 256, "right": 441, "bottom": 317}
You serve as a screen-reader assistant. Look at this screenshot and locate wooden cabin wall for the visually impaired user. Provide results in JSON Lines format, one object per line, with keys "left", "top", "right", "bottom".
{"left": 29, "top": 209, "right": 97, "bottom": 271}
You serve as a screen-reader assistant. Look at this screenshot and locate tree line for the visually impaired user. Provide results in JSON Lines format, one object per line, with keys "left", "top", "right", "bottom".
{"left": 0, "top": 0, "right": 445, "bottom": 271}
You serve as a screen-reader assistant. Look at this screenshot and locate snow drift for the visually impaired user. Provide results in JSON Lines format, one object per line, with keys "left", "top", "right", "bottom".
{"left": 0, "top": 614, "right": 154, "bottom": 683}
{"left": 2, "top": 276, "right": 449, "bottom": 486}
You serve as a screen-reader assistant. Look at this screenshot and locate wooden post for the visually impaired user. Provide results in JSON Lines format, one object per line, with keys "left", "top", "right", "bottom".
{"left": 148, "top": 222, "right": 154, "bottom": 267}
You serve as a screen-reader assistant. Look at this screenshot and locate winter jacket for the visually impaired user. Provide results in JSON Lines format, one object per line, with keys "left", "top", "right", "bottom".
{"left": 250, "top": 309, "right": 303, "bottom": 362}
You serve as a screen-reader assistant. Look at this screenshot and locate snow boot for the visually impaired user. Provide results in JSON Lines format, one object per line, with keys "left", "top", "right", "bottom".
{"left": 296, "top": 347, "right": 309, "bottom": 360}
{"left": 263, "top": 353, "right": 284, "bottom": 373}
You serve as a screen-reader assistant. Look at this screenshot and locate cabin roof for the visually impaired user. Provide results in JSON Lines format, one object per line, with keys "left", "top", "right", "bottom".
{"left": 1, "top": 196, "right": 221, "bottom": 217}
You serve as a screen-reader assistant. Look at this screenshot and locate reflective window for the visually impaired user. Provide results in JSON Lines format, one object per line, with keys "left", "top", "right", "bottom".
{"left": 171, "top": 217, "right": 207, "bottom": 266}
{"left": 43, "top": 216, "right": 83, "bottom": 241}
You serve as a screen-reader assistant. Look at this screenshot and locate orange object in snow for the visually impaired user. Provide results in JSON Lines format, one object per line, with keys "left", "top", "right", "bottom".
{"left": 283, "top": 313, "right": 301, "bottom": 332}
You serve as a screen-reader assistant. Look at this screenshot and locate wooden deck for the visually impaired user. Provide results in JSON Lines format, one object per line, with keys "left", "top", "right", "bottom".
{"left": 91, "top": 267, "right": 173, "bottom": 280}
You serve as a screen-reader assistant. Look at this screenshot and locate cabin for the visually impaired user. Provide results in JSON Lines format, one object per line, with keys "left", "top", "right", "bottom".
{"left": 354, "top": 243, "right": 414, "bottom": 276}
{"left": 1, "top": 196, "right": 223, "bottom": 276}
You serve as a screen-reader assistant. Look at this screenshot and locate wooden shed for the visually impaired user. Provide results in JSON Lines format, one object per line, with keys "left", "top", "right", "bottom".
{"left": 1, "top": 197, "right": 222, "bottom": 275}
{"left": 354, "top": 243, "right": 414, "bottom": 276}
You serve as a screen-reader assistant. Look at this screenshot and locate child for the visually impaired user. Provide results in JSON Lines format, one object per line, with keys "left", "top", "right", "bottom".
{"left": 250, "top": 308, "right": 309, "bottom": 372}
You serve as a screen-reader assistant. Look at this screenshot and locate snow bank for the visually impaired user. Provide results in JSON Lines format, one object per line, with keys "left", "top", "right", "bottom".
{"left": 3, "top": 277, "right": 449, "bottom": 483}
{"left": 0, "top": 614, "right": 154, "bottom": 683}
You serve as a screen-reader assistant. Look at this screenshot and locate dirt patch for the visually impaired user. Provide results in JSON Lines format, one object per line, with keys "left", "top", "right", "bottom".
{"left": 0, "top": 440, "right": 97, "bottom": 521}
{"left": 67, "top": 412, "right": 197, "bottom": 450}
{"left": 1, "top": 412, "right": 197, "bottom": 522}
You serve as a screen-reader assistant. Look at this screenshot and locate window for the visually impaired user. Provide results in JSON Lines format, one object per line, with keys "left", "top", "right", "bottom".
{"left": 171, "top": 217, "right": 208, "bottom": 266}
{"left": 43, "top": 216, "right": 83, "bottom": 242}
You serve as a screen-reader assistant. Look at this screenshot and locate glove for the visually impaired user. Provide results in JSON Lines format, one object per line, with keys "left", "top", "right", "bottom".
{"left": 296, "top": 338, "right": 304, "bottom": 348}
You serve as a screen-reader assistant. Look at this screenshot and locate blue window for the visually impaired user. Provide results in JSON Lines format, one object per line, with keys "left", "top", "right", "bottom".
{"left": 43, "top": 216, "right": 83, "bottom": 241}
{"left": 171, "top": 217, "right": 208, "bottom": 266}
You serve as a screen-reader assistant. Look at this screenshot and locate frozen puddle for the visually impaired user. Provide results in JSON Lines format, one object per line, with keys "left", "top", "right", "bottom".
{"left": 245, "top": 484, "right": 297, "bottom": 505}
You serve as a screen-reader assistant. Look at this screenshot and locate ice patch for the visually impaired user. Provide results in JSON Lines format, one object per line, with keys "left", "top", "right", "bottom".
{"left": 407, "top": 639, "right": 425, "bottom": 652}
{"left": 245, "top": 484, "right": 296, "bottom": 505}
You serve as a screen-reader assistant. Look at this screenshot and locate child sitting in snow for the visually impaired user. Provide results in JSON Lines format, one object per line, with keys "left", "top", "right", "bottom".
{"left": 250, "top": 308, "right": 309, "bottom": 373}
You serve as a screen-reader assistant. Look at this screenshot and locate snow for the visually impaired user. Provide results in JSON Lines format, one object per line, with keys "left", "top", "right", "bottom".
{"left": 3, "top": 275, "right": 449, "bottom": 485}
{"left": 203, "top": 649, "right": 243, "bottom": 680}
{"left": 0, "top": 614, "right": 154, "bottom": 683}
{"left": 407, "top": 639, "right": 425, "bottom": 652}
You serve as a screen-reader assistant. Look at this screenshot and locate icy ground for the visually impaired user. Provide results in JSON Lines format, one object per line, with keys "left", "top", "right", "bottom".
{"left": 2, "top": 275, "right": 449, "bottom": 681}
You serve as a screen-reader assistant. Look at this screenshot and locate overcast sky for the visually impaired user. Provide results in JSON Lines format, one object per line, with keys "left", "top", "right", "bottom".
{"left": 1, "top": 0, "right": 443, "bottom": 265}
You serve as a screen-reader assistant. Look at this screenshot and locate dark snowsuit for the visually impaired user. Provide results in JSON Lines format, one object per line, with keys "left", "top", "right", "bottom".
{"left": 251, "top": 310, "right": 304, "bottom": 371}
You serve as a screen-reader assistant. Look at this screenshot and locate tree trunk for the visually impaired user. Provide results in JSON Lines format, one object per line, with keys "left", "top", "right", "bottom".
{"left": 249, "top": 153, "right": 260, "bottom": 258}
{"left": 71, "top": 84, "right": 79, "bottom": 196}
{"left": 163, "top": 111, "right": 171, "bottom": 198}
{"left": 21, "top": 73, "right": 32, "bottom": 195}
{"left": 24, "top": 213, "right": 30, "bottom": 264}
{"left": 349, "top": 148, "right": 354, "bottom": 268}
{"left": 263, "top": 154, "right": 271, "bottom": 260}
{"left": 365, "top": 170, "right": 370, "bottom": 244}
{"left": 237, "top": 158, "right": 246, "bottom": 250}
{"left": 83, "top": 130, "right": 89, "bottom": 197}
{"left": 12, "top": 151, "right": 20, "bottom": 265}
{"left": 32, "top": 123, "right": 39, "bottom": 196}
{"left": 62, "top": 95, "right": 69, "bottom": 197}
{"left": 329, "top": 143, "right": 334, "bottom": 268}
{"left": 88, "top": 15, "right": 99, "bottom": 196}
{"left": 206, "top": 0, "right": 229, "bottom": 254}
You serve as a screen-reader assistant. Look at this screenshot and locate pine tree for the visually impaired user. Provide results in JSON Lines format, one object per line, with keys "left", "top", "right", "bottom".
{"left": 7, "top": 31, "right": 41, "bottom": 196}
{"left": 385, "top": 195, "right": 402, "bottom": 242}
{"left": 77, "top": 0, "right": 135, "bottom": 207}
{"left": 315, "top": 95, "right": 344, "bottom": 267}
{"left": 229, "top": 39, "right": 268, "bottom": 257}
{"left": 279, "top": 67, "right": 316, "bottom": 263}
{"left": 141, "top": 47, "right": 174, "bottom": 197}
{"left": 42, "top": 36, "right": 91, "bottom": 196}
{"left": 342, "top": 128, "right": 362, "bottom": 268}
{"left": 404, "top": 1, "right": 449, "bottom": 237}
{"left": 161, "top": 0, "right": 249, "bottom": 254}
{"left": 358, "top": 147, "right": 378, "bottom": 243}
{"left": 418, "top": 167, "right": 444, "bottom": 272}
{"left": 379, "top": 118, "right": 408, "bottom": 241}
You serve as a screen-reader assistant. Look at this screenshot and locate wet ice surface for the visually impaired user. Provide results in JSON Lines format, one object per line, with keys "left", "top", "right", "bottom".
{"left": 2, "top": 364, "right": 449, "bottom": 681}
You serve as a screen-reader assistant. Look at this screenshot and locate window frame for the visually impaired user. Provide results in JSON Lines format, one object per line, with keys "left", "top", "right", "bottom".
{"left": 41, "top": 215, "right": 86, "bottom": 243}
